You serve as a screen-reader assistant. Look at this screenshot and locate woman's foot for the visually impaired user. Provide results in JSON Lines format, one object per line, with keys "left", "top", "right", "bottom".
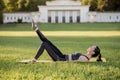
{"left": 30, "top": 58, "right": 37, "bottom": 62}
{"left": 32, "top": 20, "right": 38, "bottom": 31}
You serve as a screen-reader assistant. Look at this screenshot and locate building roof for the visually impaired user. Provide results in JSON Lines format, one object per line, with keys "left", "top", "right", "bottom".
{"left": 46, "top": 0, "right": 81, "bottom": 6}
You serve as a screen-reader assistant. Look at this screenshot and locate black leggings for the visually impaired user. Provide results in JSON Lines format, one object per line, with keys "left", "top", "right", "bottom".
{"left": 34, "top": 29, "right": 66, "bottom": 61}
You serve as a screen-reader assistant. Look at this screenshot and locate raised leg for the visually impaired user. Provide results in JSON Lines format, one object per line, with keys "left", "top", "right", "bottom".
{"left": 34, "top": 42, "right": 66, "bottom": 61}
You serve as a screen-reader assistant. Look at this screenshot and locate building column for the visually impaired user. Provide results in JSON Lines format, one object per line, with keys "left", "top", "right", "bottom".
{"left": 76, "top": 11, "right": 80, "bottom": 23}
{"left": 80, "top": 6, "right": 89, "bottom": 22}
{"left": 51, "top": 11, "right": 55, "bottom": 23}
{"left": 38, "top": 6, "right": 48, "bottom": 23}
{"left": 72, "top": 11, "right": 77, "bottom": 23}
{"left": 58, "top": 11, "right": 62, "bottom": 23}
{"left": 65, "top": 11, "right": 70, "bottom": 23}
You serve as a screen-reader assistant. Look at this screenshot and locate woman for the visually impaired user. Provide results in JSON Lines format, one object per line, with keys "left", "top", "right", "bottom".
{"left": 31, "top": 20, "right": 102, "bottom": 62}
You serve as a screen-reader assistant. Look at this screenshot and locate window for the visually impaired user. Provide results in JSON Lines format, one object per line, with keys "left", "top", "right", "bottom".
{"left": 28, "top": 17, "right": 30, "bottom": 20}
{"left": 24, "top": 17, "right": 26, "bottom": 20}
{"left": 77, "top": 16, "right": 80, "bottom": 23}
{"left": 7, "top": 17, "right": 9, "bottom": 20}
{"left": 62, "top": 16, "right": 65, "bottom": 23}
{"left": 48, "top": 16, "right": 51, "bottom": 23}
{"left": 109, "top": 16, "right": 111, "bottom": 19}
{"left": 69, "top": 16, "right": 73, "bottom": 23}
{"left": 14, "top": 17, "right": 15, "bottom": 20}
{"left": 55, "top": 16, "right": 58, "bottom": 23}
{"left": 116, "top": 16, "right": 119, "bottom": 19}
{"left": 11, "top": 17, "right": 12, "bottom": 20}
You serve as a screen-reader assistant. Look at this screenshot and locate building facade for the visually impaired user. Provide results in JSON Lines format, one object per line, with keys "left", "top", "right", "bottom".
{"left": 3, "top": 0, "right": 120, "bottom": 23}
{"left": 38, "top": 0, "right": 89, "bottom": 23}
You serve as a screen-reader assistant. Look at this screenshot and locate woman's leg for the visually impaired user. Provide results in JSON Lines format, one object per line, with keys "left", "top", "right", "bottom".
{"left": 43, "top": 42, "right": 61, "bottom": 61}
{"left": 35, "top": 29, "right": 65, "bottom": 58}
{"left": 34, "top": 42, "right": 66, "bottom": 61}
{"left": 32, "top": 21, "right": 65, "bottom": 60}
{"left": 36, "top": 29, "right": 49, "bottom": 42}
{"left": 34, "top": 43, "right": 45, "bottom": 60}
{"left": 32, "top": 20, "right": 48, "bottom": 42}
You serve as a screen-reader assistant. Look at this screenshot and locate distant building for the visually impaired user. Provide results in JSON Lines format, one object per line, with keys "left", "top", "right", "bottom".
{"left": 38, "top": 0, "right": 89, "bottom": 23}
{"left": 3, "top": 0, "right": 120, "bottom": 23}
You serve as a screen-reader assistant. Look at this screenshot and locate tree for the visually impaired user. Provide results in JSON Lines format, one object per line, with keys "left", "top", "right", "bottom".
{"left": 4, "top": 0, "right": 18, "bottom": 12}
{"left": 97, "top": 0, "right": 107, "bottom": 11}
{"left": 81, "top": 0, "right": 97, "bottom": 11}
{"left": 26, "top": 0, "right": 48, "bottom": 11}
{"left": 89, "top": 0, "right": 98, "bottom": 11}
{"left": 104, "top": 0, "right": 120, "bottom": 11}
{"left": 17, "top": 0, "right": 29, "bottom": 11}
{"left": 0, "top": 0, "right": 5, "bottom": 24}
{"left": 3, "top": 0, "right": 120, "bottom": 12}
{"left": 77, "top": 0, "right": 120, "bottom": 11}
{"left": 115, "top": 0, "right": 120, "bottom": 11}
{"left": 26, "top": 0, "right": 39, "bottom": 11}
{"left": 81, "top": 0, "right": 89, "bottom": 5}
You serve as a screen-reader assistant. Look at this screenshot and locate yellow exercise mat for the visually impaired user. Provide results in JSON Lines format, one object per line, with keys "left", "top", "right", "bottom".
{"left": 19, "top": 60, "right": 53, "bottom": 63}
{"left": 19, "top": 58, "right": 106, "bottom": 63}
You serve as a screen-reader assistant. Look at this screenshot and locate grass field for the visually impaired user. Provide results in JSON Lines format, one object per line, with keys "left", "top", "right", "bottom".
{"left": 0, "top": 23, "right": 120, "bottom": 80}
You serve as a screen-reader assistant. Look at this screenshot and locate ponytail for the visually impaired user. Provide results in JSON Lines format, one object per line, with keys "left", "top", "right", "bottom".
{"left": 91, "top": 46, "right": 102, "bottom": 62}
{"left": 96, "top": 54, "right": 102, "bottom": 62}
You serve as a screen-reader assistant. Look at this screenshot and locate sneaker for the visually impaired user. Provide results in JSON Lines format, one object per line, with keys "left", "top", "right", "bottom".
{"left": 30, "top": 58, "right": 37, "bottom": 63}
{"left": 32, "top": 19, "right": 38, "bottom": 31}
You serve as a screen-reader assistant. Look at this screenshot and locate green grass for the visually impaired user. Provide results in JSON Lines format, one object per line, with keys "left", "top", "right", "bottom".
{"left": 0, "top": 23, "right": 120, "bottom": 80}
{"left": 0, "top": 23, "right": 120, "bottom": 31}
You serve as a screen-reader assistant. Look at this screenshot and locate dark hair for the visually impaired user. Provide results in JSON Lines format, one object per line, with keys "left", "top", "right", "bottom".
{"left": 92, "top": 46, "right": 102, "bottom": 62}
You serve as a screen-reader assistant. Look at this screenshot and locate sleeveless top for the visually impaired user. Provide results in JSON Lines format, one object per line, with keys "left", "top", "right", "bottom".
{"left": 65, "top": 53, "right": 89, "bottom": 61}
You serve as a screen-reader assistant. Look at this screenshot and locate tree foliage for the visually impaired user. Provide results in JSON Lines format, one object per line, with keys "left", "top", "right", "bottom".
{"left": 2, "top": 0, "right": 120, "bottom": 12}
{"left": 76, "top": 0, "right": 120, "bottom": 11}
{"left": 3, "top": 0, "right": 51, "bottom": 12}
{"left": 105, "top": 0, "right": 120, "bottom": 11}
{"left": 0, "top": 0, "right": 5, "bottom": 24}
{"left": 17, "top": 0, "right": 29, "bottom": 11}
{"left": 4, "top": 0, "right": 18, "bottom": 12}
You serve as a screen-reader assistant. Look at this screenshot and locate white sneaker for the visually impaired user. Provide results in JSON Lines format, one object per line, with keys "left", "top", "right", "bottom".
{"left": 30, "top": 58, "right": 37, "bottom": 62}
{"left": 32, "top": 20, "right": 38, "bottom": 31}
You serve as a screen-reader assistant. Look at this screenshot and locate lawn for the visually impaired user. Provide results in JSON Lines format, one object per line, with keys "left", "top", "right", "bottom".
{"left": 0, "top": 23, "right": 120, "bottom": 80}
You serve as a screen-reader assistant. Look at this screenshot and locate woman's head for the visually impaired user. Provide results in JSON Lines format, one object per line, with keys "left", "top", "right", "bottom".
{"left": 87, "top": 46, "right": 102, "bottom": 62}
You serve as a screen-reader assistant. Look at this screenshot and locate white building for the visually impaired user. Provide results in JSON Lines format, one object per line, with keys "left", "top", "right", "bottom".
{"left": 38, "top": 0, "right": 89, "bottom": 23}
{"left": 3, "top": 0, "right": 120, "bottom": 23}
{"left": 3, "top": 12, "right": 40, "bottom": 23}
{"left": 88, "top": 12, "right": 120, "bottom": 23}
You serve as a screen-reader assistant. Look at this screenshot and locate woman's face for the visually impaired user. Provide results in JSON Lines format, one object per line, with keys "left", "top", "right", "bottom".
{"left": 87, "top": 46, "right": 96, "bottom": 54}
